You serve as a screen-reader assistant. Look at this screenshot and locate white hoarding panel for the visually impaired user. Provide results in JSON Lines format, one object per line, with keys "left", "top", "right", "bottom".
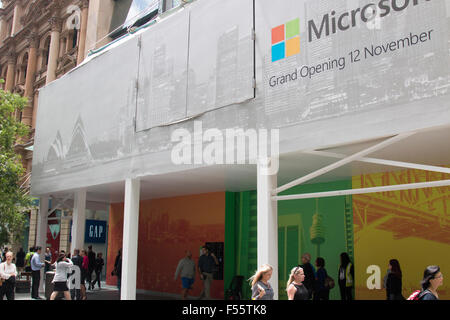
{"left": 258, "top": 0, "right": 450, "bottom": 128}
{"left": 187, "top": 0, "right": 255, "bottom": 117}
{"left": 32, "top": 37, "right": 140, "bottom": 192}
{"left": 31, "top": 0, "right": 450, "bottom": 196}
{"left": 136, "top": 9, "right": 190, "bottom": 131}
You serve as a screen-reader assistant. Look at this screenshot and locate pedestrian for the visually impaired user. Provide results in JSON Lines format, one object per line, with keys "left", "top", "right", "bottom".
{"left": 30, "top": 246, "right": 50, "bottom": 299}
{"left": 87, "top": 245, "right": 96, "bottom": 290}
{"left": 314, "top": 257, "right": 330, "bottom": 300}
{"left": 94, "top": 252, "right": 104, "bottom": 290}
{"left": 287, "top": 266, "right": 309, "bottom": 300}
{"left": 197, "top": 246, "right": 219, "bottom": 300}
{"left": 249, "top": 264, "right": 274, "bottom": 300}
{"left": 174, "top": 250, "right": 196, "bottom": 300}
{"left": 0, "top": 251, "right": 17, "bottom": 300}
{"left": 44, "top": 247, "right": 52, "bottom": 275}
{"left": 49, "top": 253, "right": 73, "bottom": 300}
{"left": 15, "top": 248, "right": 25, "bottom": 273}
{"left": 338, "top": 252, "right": 354, "bottom": 301}
{"left": 299, "top": 252, "right": 316, "bottom": 299}
{"left": 80, "top": 249, "right": 89, "bottom": 300}
{"left": 70, "top": 249, "right": 83, "bottom": 300}
{"left": 418, "top": 265, "right": 444, "bottom": 300}
{"left": 25, "top": 247, "right": 35, "bottom": 272}
{"left": 386, "top": 259, "right": 404, "bottom": 300}
{"left": 2, "top": 247, "right": 8, "bottom": 262}
{"left": 113, "top": 249, "right": 122, "bottom": 295}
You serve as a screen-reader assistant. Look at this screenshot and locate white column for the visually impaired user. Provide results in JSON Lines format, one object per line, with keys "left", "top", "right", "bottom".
{"left": 36, "top": 196, "right": 49, "bottom": 294}
{"left": 71, "top": 189, "right": 87, "bottom": 255}
{"left": 121, "top": 178, "right": 140, "bottom": 300}
{"left": 257, "top": 158, "right": 278, "bottom": 299}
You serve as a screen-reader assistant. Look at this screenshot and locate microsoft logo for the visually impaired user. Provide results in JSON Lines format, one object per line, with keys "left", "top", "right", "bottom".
{"left": 271, "top": 18, "right": 300, "bottom": 62}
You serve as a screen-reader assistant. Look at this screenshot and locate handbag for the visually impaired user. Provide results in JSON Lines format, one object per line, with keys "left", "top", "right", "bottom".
{"left": 324, "top": 276, "right": 335, "bottom": 289}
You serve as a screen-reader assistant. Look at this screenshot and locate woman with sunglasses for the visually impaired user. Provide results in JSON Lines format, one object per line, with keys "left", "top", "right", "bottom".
{"left": 287, "top": 266, "right": 309, "bottom": 300}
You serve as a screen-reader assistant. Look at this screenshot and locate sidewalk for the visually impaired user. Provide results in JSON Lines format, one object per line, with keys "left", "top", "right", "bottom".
{"left": 14, "top": 282, "right": 177, "bottom": 300}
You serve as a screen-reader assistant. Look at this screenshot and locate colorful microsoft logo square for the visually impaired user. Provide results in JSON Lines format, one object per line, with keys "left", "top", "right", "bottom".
{"left": 271, "top": 18, "right": 300, "bottom": 62}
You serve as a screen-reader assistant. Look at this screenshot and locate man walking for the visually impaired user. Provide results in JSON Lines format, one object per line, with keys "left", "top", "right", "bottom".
{"left": 30, "top": 246, "right": 49, "bottom": 299}
{"left": 87, "top": 245, "right": 96, "bottom": 290}
{"left": 300, "top": 252, "right": 316, "bottom": 300}
{"left": 174, "top": 250, "right": 196, "bottom": 300}
{"left": 197, "top": 246, "right": 219, "bottom": 300}
{"left": 70, "top": 249, "right": 83, "bottom": 300}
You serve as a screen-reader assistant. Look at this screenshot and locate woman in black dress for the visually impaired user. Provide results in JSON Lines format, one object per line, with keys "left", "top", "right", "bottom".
{"left": 287, "top": 266, "right": 309, "bottom": 300}
{"left": 386, "top": 259, "right": 404, "bottom": 300}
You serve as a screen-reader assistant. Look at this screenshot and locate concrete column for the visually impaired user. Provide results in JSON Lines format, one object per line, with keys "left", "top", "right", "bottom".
{"left": 71, "top": 189, "right": 87, "bottom": 255}
{"left": 23, "top": 32, "right": 38, "bottom": 126}
{"left": 257, "top": 158, "right": 278, "bottom": 299}
{"left": 121, "top": 178, "right": 140, "bottom": 300}
{"left": 36, "top": 196, "right": 49, "bottom": 294}
{"left": 28, "top": 209, "right": 38, "bottom": 249}
{"left": 5, "top": 50, "right": 16, "bottom": 92}
{"left": 11, "top": 4, "right": 21, "bottom": 36}
{"left": 59, "top": 212, "right": 72, "bottom": 254}
{"left": 77, "top": 0, "right": 89, "bottom": 65}
{"left": 31, "top": 91, "right": 39, "bottom": 129}
{"left": 46, "top": 17, "right": 62, "bottom": 84}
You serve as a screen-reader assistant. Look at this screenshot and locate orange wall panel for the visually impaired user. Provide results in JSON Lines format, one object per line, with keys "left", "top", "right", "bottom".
{"left": 107, "top": 192, "right": 225, "bottom": 299}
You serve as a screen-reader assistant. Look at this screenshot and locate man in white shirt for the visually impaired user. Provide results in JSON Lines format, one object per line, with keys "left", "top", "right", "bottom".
{"left": 0, "top": 251, "right": 18, "bottom": 300}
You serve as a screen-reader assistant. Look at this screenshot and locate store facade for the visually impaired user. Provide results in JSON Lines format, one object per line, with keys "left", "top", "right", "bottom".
{"left": 31, "top": 0, "right": 450, "bottom": 299}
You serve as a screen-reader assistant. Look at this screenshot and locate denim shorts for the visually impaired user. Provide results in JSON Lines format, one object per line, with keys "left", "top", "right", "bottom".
{"left": 181, "top": 277, "right": 194, "bottom": 289}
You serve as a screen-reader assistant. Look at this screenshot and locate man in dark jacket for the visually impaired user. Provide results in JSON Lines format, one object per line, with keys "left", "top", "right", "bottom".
{"left": 87, "top": 245, "right": 96, "bottom": 290}
{"left": 299, "top": 253, "right": 316, "bottom": 300}
{"left": 70, "top": 249, "right": 83, "bottom": 300}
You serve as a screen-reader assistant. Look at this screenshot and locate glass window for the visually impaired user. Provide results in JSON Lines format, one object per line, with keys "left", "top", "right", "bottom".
{"left": 109, "top": 0, "right": 159, "bottom": 38}
{"left": 124, "top": 0, "right": 159, "bottom": 27}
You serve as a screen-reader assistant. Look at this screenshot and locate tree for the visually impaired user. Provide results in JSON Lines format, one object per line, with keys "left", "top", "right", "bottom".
{"left": 0, "top": 79, "right": 33, "bottom": 247}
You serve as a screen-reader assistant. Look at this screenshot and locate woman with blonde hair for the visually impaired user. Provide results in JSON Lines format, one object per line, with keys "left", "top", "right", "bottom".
{"left": 249, "top": 264, "right": 274, "bottom": 300}
{"left": 287, "top": 266, "right": 309, "bottom": 300}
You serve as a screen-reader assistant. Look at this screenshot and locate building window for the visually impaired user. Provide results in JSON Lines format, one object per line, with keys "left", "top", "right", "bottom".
{"left": 72, "top": 28, "right": 78, "bottom": 49}
{"left": 44, "top": 36, "right": 51, "bottom": 67}
{"left": 109, "top": 0, "right": 159, "bottom": 39}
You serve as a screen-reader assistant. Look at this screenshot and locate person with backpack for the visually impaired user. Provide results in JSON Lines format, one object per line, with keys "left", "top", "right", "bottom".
{"left": 407, "top": 265, "right": 443, "bottom": 300}
{"left": 24, "top": 247, "right": 35, "bottom": 272}
{"left": 314, "top": 257, "right": 331, "bottom": 300}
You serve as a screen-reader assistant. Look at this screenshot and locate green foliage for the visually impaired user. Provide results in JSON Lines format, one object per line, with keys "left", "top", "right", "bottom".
{"left": 0, "top": 79, "right": 33, "bottom": 246}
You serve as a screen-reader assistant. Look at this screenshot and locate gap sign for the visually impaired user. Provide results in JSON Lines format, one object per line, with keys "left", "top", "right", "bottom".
{"left": 84, "top": 220, "right": 107, "bottom": 243}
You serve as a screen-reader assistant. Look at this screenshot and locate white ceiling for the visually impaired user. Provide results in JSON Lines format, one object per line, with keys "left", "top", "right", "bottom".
{"left": 49, "top": 125, "right": 450, "bottom": 205}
